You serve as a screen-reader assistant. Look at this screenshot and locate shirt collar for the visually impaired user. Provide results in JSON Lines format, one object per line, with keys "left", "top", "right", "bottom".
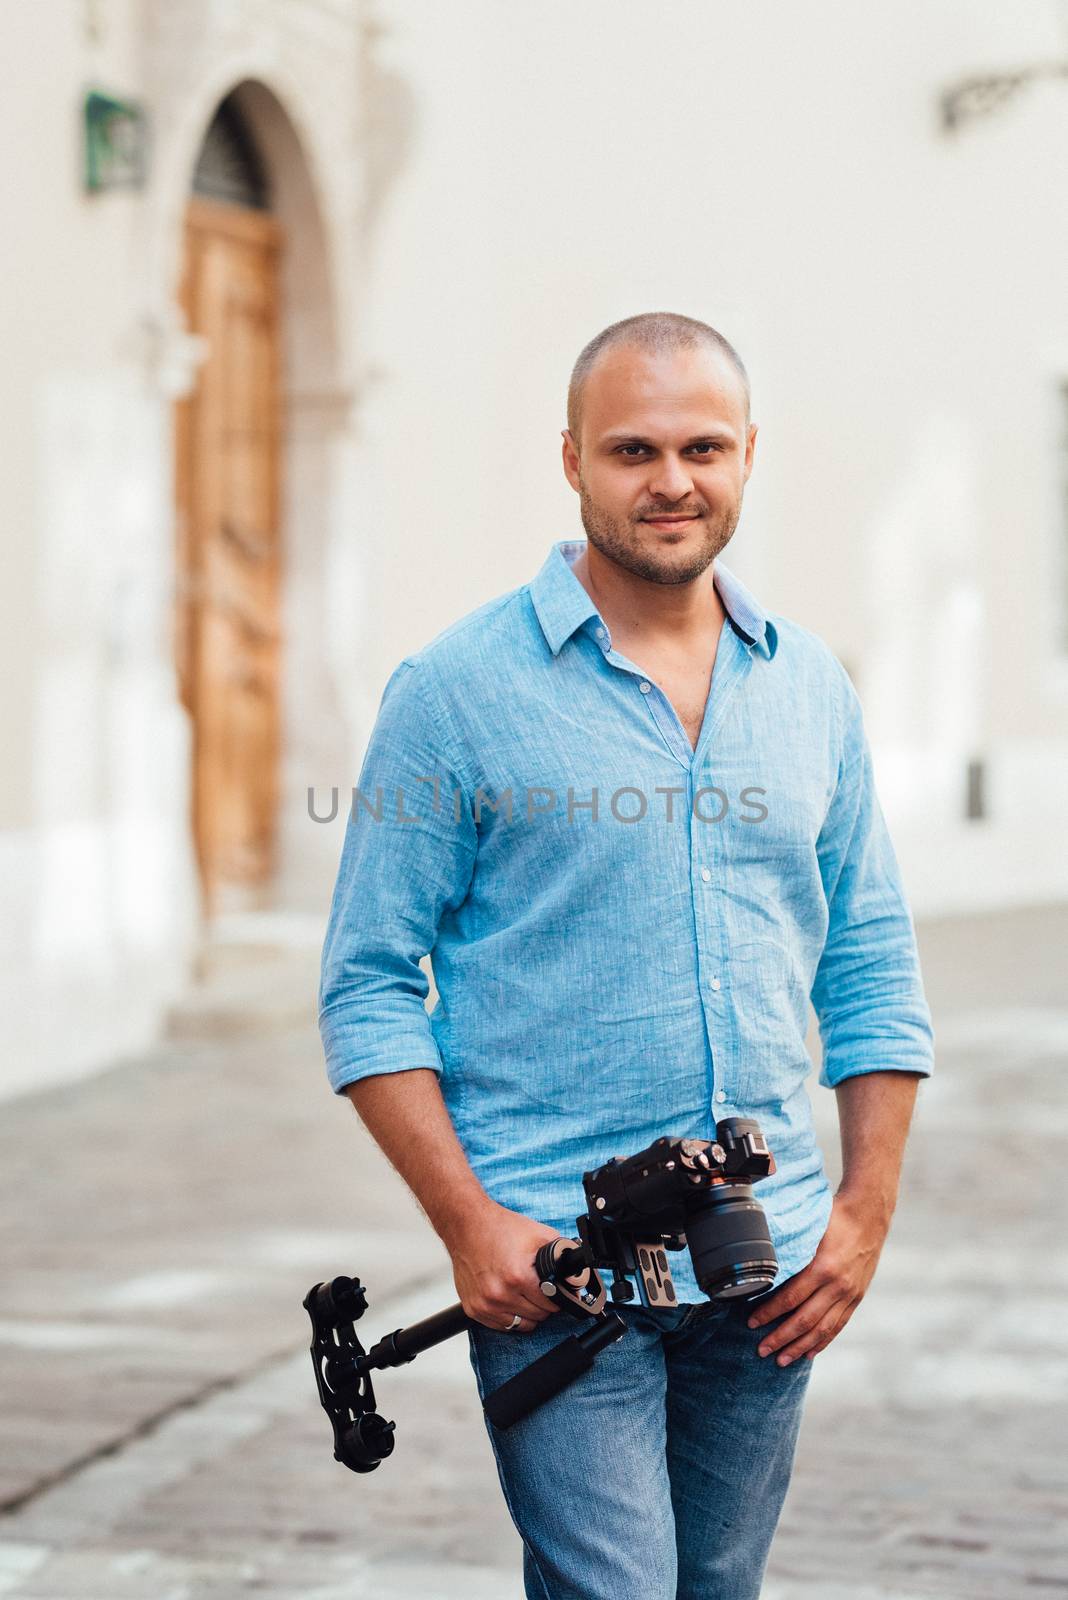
{"left": 712, "top": 557, "right": 778, "bottom": 659}
{"left": 530, "top": 539, "right": 778, "bottom": 661}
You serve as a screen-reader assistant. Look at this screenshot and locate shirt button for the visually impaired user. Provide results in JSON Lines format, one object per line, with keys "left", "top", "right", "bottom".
{"left": 700, "top": 867, "right": 711, "bottom": 882}
{"left": 715, "top": 1089, "right": 728, "bottom": 1104}
{"left": 596, "top": 627, "right": 608, "bottom": 641}
{"left": 639, "top": 681, "right": 651, "bottom": 693}
{"left": 710, "top": 976, "right": 721, "bottom": 990}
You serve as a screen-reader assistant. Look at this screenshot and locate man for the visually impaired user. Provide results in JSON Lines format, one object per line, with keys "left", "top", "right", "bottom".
{"left": 318, "top": 312, "right": 934, "bottom": 1599}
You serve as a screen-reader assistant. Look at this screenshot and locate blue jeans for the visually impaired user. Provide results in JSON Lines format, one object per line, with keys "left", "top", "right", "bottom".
{"left": 468, "top": 1298, "right": 811, "bottom": 1600}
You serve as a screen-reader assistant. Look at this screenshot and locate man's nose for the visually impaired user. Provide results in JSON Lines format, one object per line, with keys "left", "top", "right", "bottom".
{"left": 647, "top": 455, "right": 694, "bottom": 502}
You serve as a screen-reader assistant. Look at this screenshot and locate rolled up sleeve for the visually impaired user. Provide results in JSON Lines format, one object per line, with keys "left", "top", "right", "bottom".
{"left": 318, "top": 660, "right": 477, "bottom": 1094}
{"left": 811, "top": 667, "right": 935, "bottom": 1090}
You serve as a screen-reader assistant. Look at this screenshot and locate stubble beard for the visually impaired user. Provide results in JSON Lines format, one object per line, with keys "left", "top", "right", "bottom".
{"left": 578, "top": 480, "right": 741, "bottom": 587}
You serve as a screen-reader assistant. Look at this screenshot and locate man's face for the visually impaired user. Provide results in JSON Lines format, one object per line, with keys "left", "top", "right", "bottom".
{"left": 562, "top": 343, "right": 757, "bottom": 586}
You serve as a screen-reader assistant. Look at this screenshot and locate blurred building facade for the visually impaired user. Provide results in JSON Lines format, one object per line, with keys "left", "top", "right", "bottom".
{"left": 1, "top": 0, "right": 378, "bottom": 1096}
{"left": 2, "top": 0, "right": 1067, "bottom": 1097}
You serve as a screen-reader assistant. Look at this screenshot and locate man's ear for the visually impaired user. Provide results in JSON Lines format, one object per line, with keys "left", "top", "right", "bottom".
{"left": 743, "top": 423, "right": 758, "bottom": 482}
{"left": 561, "top": 428, "right": 581, "bottom": 491}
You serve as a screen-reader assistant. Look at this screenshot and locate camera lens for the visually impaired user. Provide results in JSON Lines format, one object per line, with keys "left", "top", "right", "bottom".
{"left": 686, "top": 1183, "right": 778, "bottom": 1299}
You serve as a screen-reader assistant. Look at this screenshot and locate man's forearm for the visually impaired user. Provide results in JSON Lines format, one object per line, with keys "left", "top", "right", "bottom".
{"left": 343, "top": 1069, "right": 492, "bottom": 1247}
{"left": 834, "top": 1069, "right": 921, "bottom": 1230}
{"left": 344, "top": 1069, "right": 563, "bottom": 1330}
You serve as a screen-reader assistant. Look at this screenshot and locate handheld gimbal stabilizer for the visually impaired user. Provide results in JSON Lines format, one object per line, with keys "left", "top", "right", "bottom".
{"left": 304, "top": 1118, "right": 777, "bottom": 1474}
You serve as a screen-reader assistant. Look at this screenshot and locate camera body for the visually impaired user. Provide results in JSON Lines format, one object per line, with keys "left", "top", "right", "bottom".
{"left": 578, "top": 1117, "right": 778, "bottom": 1307}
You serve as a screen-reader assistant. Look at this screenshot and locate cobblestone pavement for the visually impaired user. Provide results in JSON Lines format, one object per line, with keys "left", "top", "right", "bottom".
{"left": 1, "top": 908, "right": 1066, "bottom": 1598}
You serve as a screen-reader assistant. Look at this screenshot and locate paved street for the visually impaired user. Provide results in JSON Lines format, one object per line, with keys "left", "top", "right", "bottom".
{"left": 1, "top": 907, "right": 1066, "bottom": 1599}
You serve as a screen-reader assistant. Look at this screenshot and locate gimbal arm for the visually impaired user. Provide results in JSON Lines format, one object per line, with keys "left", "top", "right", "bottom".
{"left": 304, "top": 1243, "right": 625, "bottom": 1472}
{"left": 304, "top": 1277, "right": 482, "bottom": 1472}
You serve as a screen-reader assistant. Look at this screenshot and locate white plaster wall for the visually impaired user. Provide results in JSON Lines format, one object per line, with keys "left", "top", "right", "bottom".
{"left": 0, "top": 0, "right": 194, "bottom": 1098}
{"left": 333, "top": 0, "right": 1068, "bottom": 915}
{"left": 0, "top": 0, "right": 372, "bottom": 1096}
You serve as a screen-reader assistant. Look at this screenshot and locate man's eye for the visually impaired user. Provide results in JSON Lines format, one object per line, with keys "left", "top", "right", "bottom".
{"left": 617, "top": 443, "right": 648, "bottom": 457}
{"left": 689, "top": 442, "right": 723, "bottom": 455}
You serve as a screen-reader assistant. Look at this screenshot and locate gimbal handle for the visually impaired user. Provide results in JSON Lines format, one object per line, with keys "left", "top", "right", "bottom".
{"left": 481, "top": 1312, "right": 625, "bottom": 1429}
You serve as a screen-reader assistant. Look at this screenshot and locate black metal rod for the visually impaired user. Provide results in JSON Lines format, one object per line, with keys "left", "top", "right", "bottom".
{"left": 357, "top": 1302, "right": 474, "bottom": 1372}
{"left": 393, "top": 1302, "right": 473, "bottom": 1358}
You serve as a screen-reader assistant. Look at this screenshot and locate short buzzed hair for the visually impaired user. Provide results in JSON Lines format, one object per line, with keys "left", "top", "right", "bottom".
{"left": 566, "top": 311, "right": 750, "bottom": 449}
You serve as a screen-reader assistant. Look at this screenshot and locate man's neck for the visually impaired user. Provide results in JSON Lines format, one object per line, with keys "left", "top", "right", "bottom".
{"left": 571, "top": 541, "right": 726, "bottom": 651}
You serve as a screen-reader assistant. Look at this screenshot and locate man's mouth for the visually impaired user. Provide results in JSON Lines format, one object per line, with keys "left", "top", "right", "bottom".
{"left": 642, "top": 514, "right": 701, "bottom": 527}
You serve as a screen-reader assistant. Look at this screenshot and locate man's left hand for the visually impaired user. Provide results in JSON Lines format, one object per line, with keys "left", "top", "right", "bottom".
{"left": 746, "top": 1195, "right": 889, "bottom": 1367}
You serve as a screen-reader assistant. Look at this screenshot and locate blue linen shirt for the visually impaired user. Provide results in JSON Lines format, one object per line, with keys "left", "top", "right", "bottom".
{"left": 319, "top": 539, "right": 934, "bottom": 1301}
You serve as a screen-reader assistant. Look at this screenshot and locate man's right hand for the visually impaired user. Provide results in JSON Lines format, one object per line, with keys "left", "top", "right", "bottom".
{"left": 443, "top": 1198, "right": 564, "bottom": 1333}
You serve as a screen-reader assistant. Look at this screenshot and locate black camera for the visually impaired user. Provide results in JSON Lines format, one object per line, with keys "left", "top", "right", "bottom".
{"left": 577, "top": 1117, "right": 778, "bottom": 1308}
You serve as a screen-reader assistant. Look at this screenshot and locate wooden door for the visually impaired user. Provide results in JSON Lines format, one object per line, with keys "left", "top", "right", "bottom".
{"left": 174, "top": 197, "right": 284, "bottom": 910}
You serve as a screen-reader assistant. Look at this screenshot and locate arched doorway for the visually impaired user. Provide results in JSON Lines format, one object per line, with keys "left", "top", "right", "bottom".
{"left": 174, "top": 92, "right": 284, "bottom": 914}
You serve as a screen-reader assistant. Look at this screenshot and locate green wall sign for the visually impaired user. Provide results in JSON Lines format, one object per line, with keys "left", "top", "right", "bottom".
{"left": 83, "top": 89, "right": 148, "bottom": 193}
